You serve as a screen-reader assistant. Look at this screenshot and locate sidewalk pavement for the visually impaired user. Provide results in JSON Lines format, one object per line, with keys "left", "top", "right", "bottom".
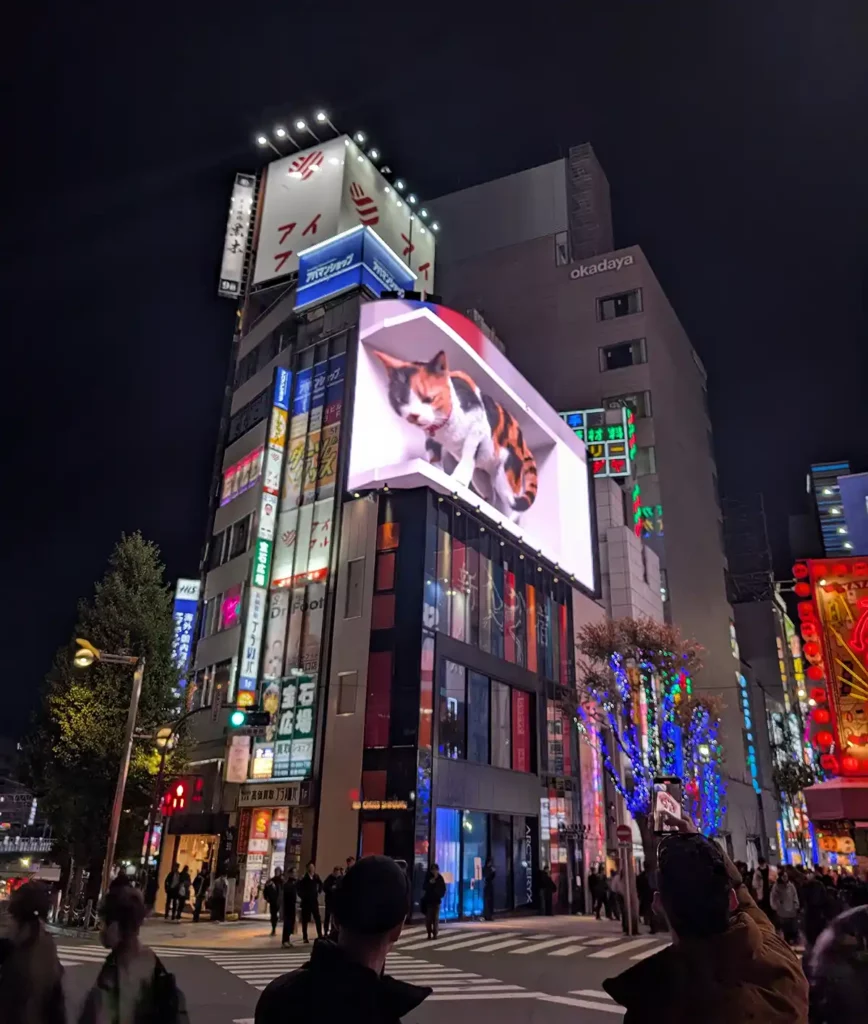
{"left": 52, "top": 911, "right": 625, "bottom": 948}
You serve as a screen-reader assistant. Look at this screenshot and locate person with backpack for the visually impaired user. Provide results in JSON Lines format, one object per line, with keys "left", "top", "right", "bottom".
{"left": 78, "top": 885, "right": 189, "bottom": 1024}
{"left": 0, "top": 881, "right": 66, "bottom": 1024}
{"left": 263, "top": 867, "right": 284, "bottom": 936}
{"left": 256, "top": 856, "right": 429, "bottom": 1024}
{"left": 421, "top": 864, "right": 446, "bottom": 939}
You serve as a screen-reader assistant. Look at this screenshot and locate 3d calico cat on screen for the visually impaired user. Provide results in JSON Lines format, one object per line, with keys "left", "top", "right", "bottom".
{"left": 372, "top": 348, "right": 538, "bottom": 521}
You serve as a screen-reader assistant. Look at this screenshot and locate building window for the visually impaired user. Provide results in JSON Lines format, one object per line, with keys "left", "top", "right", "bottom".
{"left": 337, "top": 671, "right": 358, "bottom": 715}
{"left": 599, "top": 338, "right": 647, "bottom": 372}
{"left": 597, "top": 289, "right": 643, "bottom": 321}
{"left": 208, "top": 531, "right": 227, "bottom": 570}
{"left": 229, "top": 515, "right": 252, "bottom": 559}
{"left": 604, "top": 390, "right": 652, "bottom": 418}
{"left": 439, "top": 661, "right": 466, "bottom": 760}
{"left": 467, "top": 671, "right": 490, "bottom": 764}
{"left": 227, "top": 386, "right": 270, "bottom": 444}
{"left": 344, "top": 558, "right": 365, "bottom": 619}
{"left": 220, "top": 585, "right": 243, "bottom": 631}
{"left": 635, "top": 445, "right": 657, "bottom": 476}
{"left": 660, "top": 568, "right": 669, "bottom": 603}
{"left": 490, "top": 681, "right": 512, "bottom": 769}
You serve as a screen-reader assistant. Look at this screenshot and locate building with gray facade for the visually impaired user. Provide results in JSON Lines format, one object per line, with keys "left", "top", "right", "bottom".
{"left": 430, "top": 147, "right": 760, "bottom": 858}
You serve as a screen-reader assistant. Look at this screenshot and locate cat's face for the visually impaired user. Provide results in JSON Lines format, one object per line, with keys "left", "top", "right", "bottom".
{"left": 373, "top": 349, "right": 452, "bottom": 429}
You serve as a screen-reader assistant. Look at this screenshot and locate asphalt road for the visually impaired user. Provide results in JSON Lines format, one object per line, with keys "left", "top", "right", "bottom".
{"left": 57, "top": 923, "right": 669, "bottom": 1021}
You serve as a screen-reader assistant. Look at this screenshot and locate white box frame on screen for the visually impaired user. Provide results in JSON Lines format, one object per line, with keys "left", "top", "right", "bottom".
{"left": 347, "top": 300, "right": 598, "bottom": 594}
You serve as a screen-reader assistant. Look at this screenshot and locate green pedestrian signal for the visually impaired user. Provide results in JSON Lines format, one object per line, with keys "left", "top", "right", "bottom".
{"left": 228, "top": 709, "right": 270, "bottom": 728}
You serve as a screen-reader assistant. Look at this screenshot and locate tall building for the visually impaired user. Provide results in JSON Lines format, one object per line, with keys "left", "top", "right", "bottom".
{"left": 838, "top": 471, "right": 868, "bottom": 555}
{"left": 430, "top": 147, "right": 760, "bottom": 858}
{"left": 809, "top": 461, "right": 852, "bottom": 556}
{"left": 166, "top": 130, "right": 609, "bottom": 919}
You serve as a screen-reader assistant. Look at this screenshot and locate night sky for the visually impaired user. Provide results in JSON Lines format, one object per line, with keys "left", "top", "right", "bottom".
{"left": 5, "top": 4, "right": 867, "bottom": 737}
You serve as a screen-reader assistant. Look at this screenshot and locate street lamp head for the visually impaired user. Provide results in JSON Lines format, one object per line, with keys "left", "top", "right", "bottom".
{"left": 74, "top": 637, "right": 99, "bottom": 668}
{"left": 155, "top": 726, "right": 175, "bottom": 750}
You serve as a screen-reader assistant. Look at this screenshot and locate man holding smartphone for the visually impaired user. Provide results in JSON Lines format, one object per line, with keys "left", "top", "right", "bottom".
{"left": 602, "top": 813, "right": 808, "bottom": 1023}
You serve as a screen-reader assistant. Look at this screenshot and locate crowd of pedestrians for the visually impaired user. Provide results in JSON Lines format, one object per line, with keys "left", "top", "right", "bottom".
{"left": 3, "top": 837, "right": 868, "bottom": 1022}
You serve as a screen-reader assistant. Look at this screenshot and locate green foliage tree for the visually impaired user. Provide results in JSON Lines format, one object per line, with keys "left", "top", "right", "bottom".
{"left": 21, "top": 532, "right": 188, "bottom": 893}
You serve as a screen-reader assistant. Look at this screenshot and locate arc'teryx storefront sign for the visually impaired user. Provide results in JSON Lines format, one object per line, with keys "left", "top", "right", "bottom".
{"left": 570, "top": 254, "right": 634, "bottom": 279}
{"left": 294, "top": 225, "right": 416, "bottom": 311}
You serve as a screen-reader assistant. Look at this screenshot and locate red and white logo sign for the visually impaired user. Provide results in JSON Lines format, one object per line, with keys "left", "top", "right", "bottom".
{"left": 349, "top": 182, "right": 379, "bottom": 226}
{"left": 616, "top": 824, "right": 633, "bottom": 845}
{"left": 288, "top": 151, "right": 324, "bottom": 181}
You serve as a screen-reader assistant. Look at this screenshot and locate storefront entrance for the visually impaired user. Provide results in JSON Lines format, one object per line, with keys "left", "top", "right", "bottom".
{"left": 433, "top": 807, "right": 537, "bottom": 920}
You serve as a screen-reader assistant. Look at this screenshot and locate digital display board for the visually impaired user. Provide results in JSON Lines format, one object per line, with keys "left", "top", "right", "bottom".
{"left": 559, "top": 407, "right": 635, "bottom": 478}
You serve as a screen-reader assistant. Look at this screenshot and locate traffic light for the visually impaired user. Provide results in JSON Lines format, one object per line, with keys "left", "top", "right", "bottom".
{"left": 229, "top": 709, "right": 270, "bottom": 728}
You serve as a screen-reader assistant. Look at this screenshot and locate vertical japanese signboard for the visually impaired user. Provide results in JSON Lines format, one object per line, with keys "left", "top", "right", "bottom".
{"left": 218, "top": 173, "right": 256, "bottom": 299}
{"left": 171, "top": 579, "right": 200, "bottom": 692}
{"left": 237, "top": 368, "right": 291, "bottom": 706}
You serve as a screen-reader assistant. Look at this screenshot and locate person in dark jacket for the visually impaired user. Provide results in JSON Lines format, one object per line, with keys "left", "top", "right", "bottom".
{"left": 603, "top": 815, "right": 808, "bottom": 1024}
{"left": 255, "top": 855, "right": 429, "bottom": 1024}
{"left": 281, "top": 869, "right": 298, "bottom": 947}
{"left": 297, "top": 862, "right": 323, "bottom": 943}
{"left": 163, "top": 863, "right": 181, "bottom": 920}
{"left": 174, "top": 867, "right": 191, "bottom": 920}
{"left": 143, "top": 870, "right": 159, "bottom": 915}
{"left": 808, "top": 904, "right": 868, "bottom": 1022}
{"left": 421, "top": 864, "right": 446, "bottom": 938}
{"left": 537, "top": 865, "right": 556, "bottom": 916}
{"left": 192, "top": 865, "right": 210, "bottom": 924}
{"left": 79, "top": 885, "right": 189, "bottom": 1024}
{"left": 482, "top": 858, "right": 496, "bottom": 921}
{"left": 0, "top": 881, "right": 66, "bottom": 1024}
{"left": 263, "top": 867, "right": 283, "bottom": 936}
{"left": 322, "top": 867, "right": 342, "bottom": 936}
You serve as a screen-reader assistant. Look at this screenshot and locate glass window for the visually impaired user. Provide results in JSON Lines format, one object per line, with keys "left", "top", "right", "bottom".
{"left": 599, "top": 338, "right": 647, "bottom": 371}
{"left": 436, "top": 515, "right": 451, "bottom": 635}
{"left": 450, "top": 515, "right": 468, "bottom": 642}
{"left": 220, "top": 585, "right": 242, "bottom": 631}
{"left": 597, "top": 289, "right": 643, "bottom": 321}
{"left": 478, "top": 538, "right": 492, "bottom": 654}
{"left": 491, "top": 814, "right": 512, "bottom": 911}
{"left": 438, "top": 661, "right": 466, "bottom": 759}
{"left": 208, "top": 531, "right": 226, "bottom": 570}
{"left": 491, "top": 558, "right": 505, "bottom": 659}
{"left": 491, "top": 681, "right": 511, "bottom": 769}
{"left": 434, "top": 808, "right": 460, "bottom": 921}
{"left": 229, "top": 515, "right": 251, "bottom": 559}
{"left": 635, "top": 445, "right": 657, "bottom": 476}
{"left": 467, "top": 672, "right": 490, "bottom": 764}
{"left": 461, "top": 811, "right": 488, "bottom": 919}
{"left": 337, "top": 671, "right": 358, "bottom": 715}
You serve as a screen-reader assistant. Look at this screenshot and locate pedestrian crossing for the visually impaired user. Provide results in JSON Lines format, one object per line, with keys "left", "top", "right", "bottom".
{"left": 393, "top": 926, "right": 671, "bottom": 961}
{"left": 56, "top": 944, "right": 216, "bottom": 967}
{"left": 205, "top": 950, "right": 536, "bottom": 1002}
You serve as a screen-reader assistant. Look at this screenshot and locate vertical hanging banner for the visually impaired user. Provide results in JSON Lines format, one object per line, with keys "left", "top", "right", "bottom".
{"left": 272, "top": 367, "right": 313, "bottom": 587}
{"left": 218, "top": 173, "right": 256, "bottom": 298}
{"left": 171, "top": 579, "right": 200, "bottom": 692}
{"left": 237, "top": 368, "right": 291, "bottom": 705}
{"left": 317, "top": 354, "right": 345, "bottom": 497}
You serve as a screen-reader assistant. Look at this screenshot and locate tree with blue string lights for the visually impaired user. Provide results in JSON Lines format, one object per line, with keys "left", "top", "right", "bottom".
{"left": 575, "top": 617, "right": 726, "bottom": 868}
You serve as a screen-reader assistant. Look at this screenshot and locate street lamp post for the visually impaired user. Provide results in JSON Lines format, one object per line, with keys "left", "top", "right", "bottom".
{"left": 74, "top": 639, "right": 145, "bottom": 899}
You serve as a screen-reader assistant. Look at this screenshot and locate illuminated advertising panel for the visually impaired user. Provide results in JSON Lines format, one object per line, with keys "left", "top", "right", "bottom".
{"left": 221, "top": 448, "right": 264, "bottom": 506}
{"left": 252, "top": 137, "right": 435, "bottom": 289}
{"left": 295, "top": 226, "right": 416, "bottom": 311}
{"left": 348, "top": 300, "right": 595, "bottom": 591}
{"left": 238, "top": 368, "right": 291, "bottom": 700}
{"left": 806, "top": 558, "right": 868, "bottom": 776}
{"left": 559, "top": 407, "right": 635, "bottom": 478}
{"left": 171, "top": 579, "right": 200, "bottom": 691}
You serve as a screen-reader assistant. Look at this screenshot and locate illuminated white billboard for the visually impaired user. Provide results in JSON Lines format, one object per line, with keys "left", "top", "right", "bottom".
{"left": 252, "top": 136, "right": 435, "bottom": 290}
{"left": 348, "top": 300, "right": 595, "bottom": 591}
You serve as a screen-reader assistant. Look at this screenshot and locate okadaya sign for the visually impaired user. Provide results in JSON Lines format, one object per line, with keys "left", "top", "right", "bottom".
{"left": 294, "top": 226, "right": 416, "bottom": 311}
{"left": 570, "top": 254, "right": 634, "bottom": 279}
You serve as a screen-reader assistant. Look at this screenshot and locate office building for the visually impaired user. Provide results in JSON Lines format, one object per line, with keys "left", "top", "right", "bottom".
{"left": 430, "top": 146, "right": 759, "bottom": 857}
{"left": 838, "top": 471, "right": 868, "bottom": 555}
{"left": 809, "top": 461, "right": 852, "bottom": 557}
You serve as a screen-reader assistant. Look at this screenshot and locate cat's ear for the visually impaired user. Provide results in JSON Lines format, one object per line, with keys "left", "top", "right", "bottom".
{"left": 372, "top": 349, "right": 408, "bottom": 372}
{"left": 427, "top": 351, "right": 448, "bottom": 375}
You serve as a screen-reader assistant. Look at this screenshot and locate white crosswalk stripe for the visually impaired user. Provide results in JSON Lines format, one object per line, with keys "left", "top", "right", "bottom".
{"left": 588, "top": 937, "right": 665, "bottom": 959}
{"left": 546, "top": 991, "right": 623, "bottom": 1015}
{"left": 56, "top": 944, "right": 215, "bottom": 967}
{"left": 206, "top": 950, "right": 528, "bottom": 1000}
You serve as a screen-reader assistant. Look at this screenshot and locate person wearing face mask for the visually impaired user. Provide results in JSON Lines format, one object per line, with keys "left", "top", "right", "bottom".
{"left": 78, "top": 885, "right": 189, "bottom": 1024}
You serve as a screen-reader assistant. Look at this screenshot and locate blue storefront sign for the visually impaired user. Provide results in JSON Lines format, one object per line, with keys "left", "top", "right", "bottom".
{"left": 171, "top": 579, "right": 200, "bottom": 691}
{"left": 295, "top": 226, "right": 416, "bottom": 311}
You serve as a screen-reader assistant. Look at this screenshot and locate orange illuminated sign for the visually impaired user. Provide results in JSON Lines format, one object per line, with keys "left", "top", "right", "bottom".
{"left": 808, "top": 559, "right": 868, "bottom": 777}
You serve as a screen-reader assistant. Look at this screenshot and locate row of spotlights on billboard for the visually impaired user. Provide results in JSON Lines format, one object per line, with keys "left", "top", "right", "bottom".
{"left": 255, "top": 115, "right": 439, "bottom": 232}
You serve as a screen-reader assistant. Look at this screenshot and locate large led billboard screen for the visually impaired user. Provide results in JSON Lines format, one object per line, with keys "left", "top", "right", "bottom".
{"left": 348, "top": 300, "right": 596, "bottom": 591}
